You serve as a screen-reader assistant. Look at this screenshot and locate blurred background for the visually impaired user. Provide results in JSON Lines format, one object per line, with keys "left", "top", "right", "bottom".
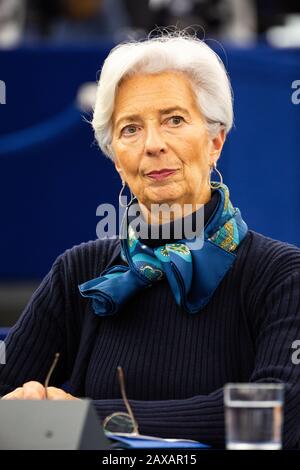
{"left": 0, "top": 0, "right": 300, "bottom": 328}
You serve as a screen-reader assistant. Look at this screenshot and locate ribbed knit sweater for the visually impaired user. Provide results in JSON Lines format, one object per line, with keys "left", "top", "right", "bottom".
{"left": 1, "top": 229, "right": 300, "bottom": 449}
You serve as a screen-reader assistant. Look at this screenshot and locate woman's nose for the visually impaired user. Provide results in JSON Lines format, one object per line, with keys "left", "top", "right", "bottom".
{"left": 144, "top": 125, "right": 167, "bottom": 157}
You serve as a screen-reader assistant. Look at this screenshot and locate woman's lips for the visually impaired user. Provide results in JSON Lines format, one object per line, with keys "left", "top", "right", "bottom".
{"left": 145, "top": 169, "right": 177, "bottom": 181}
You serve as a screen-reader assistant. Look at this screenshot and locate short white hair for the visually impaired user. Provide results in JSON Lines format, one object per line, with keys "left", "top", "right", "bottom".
{"left": 92, "top": 32, "right": 233, "bottom": 160}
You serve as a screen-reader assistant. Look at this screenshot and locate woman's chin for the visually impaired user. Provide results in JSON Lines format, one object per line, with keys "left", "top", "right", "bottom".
{"left": 145, "top": 189, "right": 184, "bottom": 207}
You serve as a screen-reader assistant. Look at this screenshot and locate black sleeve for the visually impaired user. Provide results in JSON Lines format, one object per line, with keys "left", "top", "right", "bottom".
{"left": 0, "top": 255, "right": 72, "bottom": 395}
{"left": 0, "top": 238, "right": 119, "bottom": 396}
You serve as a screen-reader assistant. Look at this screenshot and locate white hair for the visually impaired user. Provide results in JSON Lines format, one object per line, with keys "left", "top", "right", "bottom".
{"left": 92, "top": 32, "right": 233, "bottom": 160}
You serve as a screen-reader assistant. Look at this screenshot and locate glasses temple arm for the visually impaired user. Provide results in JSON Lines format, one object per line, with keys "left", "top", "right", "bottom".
{"left": 117, "top": 366, "right": 139, "bottom": 434}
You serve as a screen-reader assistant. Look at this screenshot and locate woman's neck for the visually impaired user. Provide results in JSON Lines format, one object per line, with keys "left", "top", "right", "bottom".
{"left": 127, "top": 191, "right": 220, "bottom": 248}
{"left": 139, "top": 194, "right": 212, "bottom": 226}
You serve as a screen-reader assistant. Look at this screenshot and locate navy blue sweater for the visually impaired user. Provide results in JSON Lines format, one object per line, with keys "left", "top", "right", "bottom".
{"left": 1, "top": 230, "right": 300, "bottom": 448}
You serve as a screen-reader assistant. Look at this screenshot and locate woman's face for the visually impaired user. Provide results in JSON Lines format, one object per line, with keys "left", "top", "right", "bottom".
{"left": 111, "top": 71, "right": 225, "bottom": 212}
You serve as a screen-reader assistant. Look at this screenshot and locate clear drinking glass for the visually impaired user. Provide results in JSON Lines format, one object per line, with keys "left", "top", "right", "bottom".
{"left": 224, "top": 383, "right": 284, "bottom": 450}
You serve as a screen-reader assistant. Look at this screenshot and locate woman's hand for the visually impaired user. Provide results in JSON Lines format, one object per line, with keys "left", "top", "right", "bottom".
{"left": 1, "top": 381, "right": 78, "bottom": 400}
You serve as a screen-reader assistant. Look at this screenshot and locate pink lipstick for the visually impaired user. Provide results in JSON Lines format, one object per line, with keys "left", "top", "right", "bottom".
{"left": 146, "top": 169, "right": 177, "bottom": 181}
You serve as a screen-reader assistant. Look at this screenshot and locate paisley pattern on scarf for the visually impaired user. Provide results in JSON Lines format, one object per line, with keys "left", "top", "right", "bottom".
{"left": 79, "top": 183, "right": 248, "bottom": 316}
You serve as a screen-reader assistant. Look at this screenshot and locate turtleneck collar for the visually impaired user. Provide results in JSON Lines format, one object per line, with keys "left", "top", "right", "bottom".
{"left": 127, "top": 190, "right": 220, "bottom": 248}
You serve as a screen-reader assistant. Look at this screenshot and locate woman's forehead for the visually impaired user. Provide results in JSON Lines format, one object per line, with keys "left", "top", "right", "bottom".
{"left": 113, "top": 71, "right": 199, "bottom": 119}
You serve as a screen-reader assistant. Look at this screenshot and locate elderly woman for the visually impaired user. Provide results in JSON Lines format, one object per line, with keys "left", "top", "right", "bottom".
{"left": 1, "top": 33, "right": 300, "bottom": 449}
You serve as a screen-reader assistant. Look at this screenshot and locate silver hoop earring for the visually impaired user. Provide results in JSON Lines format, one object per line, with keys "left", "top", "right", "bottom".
{"left": 119, "top": 180, "right": 135, "bottom": 208}
{"left": 209, "top": 163, "right": 223, "bottom": 189}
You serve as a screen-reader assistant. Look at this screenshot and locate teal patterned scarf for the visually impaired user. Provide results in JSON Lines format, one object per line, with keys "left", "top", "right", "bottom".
{"left": 79, "top": 183, "right": 248, "bottom": 316}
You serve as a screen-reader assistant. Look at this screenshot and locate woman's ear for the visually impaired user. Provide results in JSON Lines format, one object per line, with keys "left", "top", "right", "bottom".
{"left": 209, "top": 129, "right": 226, "bottom": 166}
{"left": 108, "top": 143, "right": 123, "bottom": 178}
{"left": 114, "top": 156, "right": 122, "bottom": 175}
{"left": 107, "top": 143, "right": 115, "bottom": 161}
{"left": 114, "top": 161, "right": 125, "bottom": 184}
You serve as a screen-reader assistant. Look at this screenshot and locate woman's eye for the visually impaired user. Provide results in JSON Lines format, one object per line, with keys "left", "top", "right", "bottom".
{"left": 168, "top": 116, "right": 184, "bottom": 126}
{"left": 121, "top": 125, "right": 138, "bottom": 136}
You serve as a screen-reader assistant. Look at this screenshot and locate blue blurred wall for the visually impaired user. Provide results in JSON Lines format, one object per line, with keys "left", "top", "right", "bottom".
{"left": 0, "top": 43, "right": 300, "bottom": 279}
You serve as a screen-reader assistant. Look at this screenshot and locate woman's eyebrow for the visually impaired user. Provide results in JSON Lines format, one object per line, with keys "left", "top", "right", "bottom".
{"left": 159, "top": 106, "right": 190, "bottom": 116}
{"left": 115, "top": 114, "right": 141, "bottom": 128}
{"left": 115, "top": 107, "right": 190, "bottom": 128}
